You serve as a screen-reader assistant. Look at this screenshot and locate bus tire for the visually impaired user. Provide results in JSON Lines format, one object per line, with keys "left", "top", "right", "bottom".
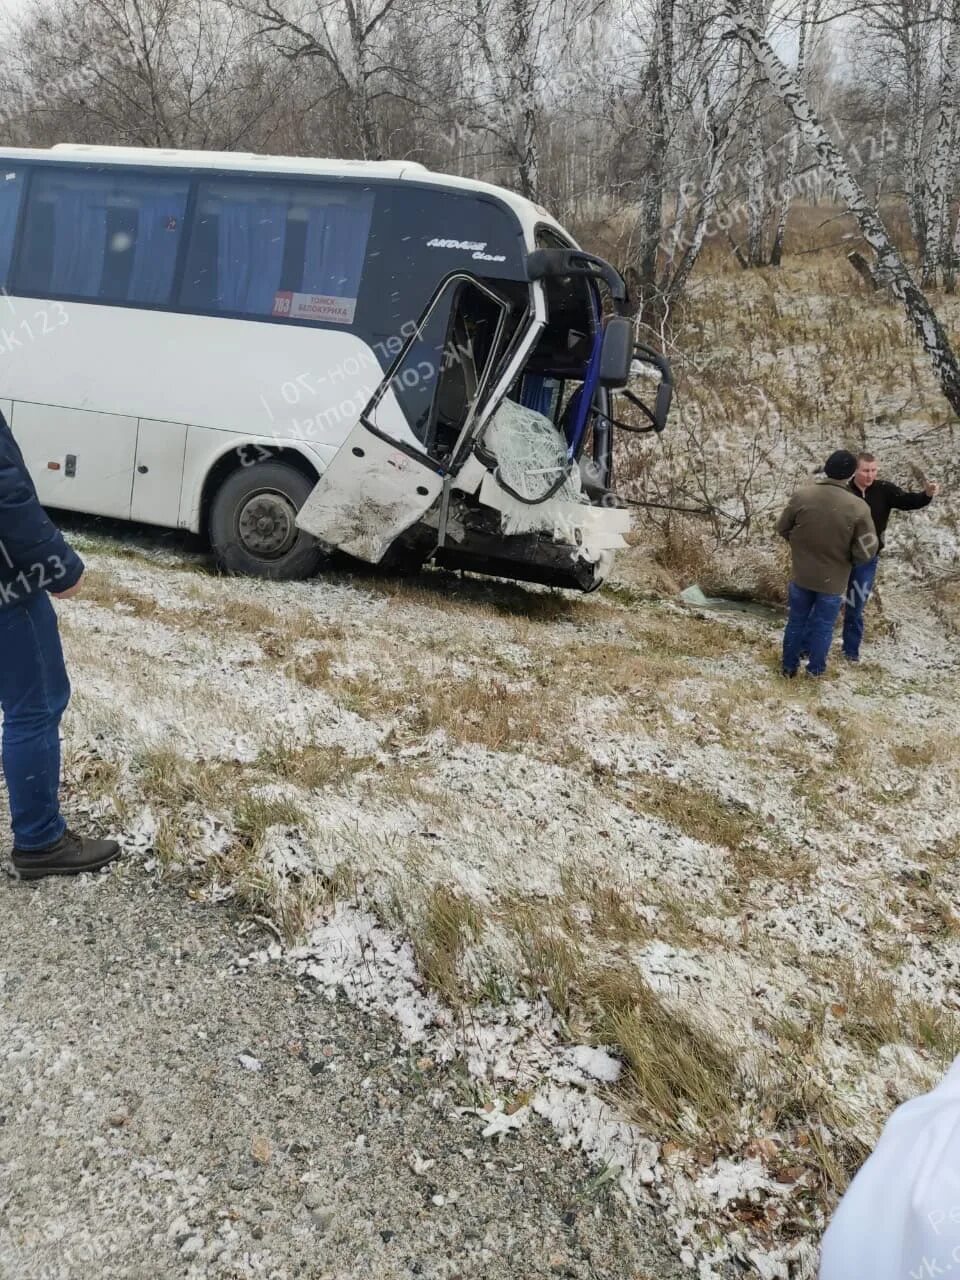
{"left": 208, "top": 461, "right": 324, "bottom": 581}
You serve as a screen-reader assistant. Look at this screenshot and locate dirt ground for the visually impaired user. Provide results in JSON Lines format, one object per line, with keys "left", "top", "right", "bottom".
{"left": 0, "top": 859, "right": 685, "bottom": 1280}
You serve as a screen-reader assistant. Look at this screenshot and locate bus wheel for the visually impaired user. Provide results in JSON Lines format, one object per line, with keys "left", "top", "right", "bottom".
{"left": 209, "top": 461, "right": 325, "bottom": 580}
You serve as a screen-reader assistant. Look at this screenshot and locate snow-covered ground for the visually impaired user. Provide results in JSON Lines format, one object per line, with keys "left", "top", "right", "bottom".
{"left": 38, "top": 494, "right": 959, "bottom": 1279}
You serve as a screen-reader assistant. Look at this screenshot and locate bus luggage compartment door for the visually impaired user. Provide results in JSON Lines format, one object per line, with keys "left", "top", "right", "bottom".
{"left": 296, "top": 273, "right": 512, "bottom": 563}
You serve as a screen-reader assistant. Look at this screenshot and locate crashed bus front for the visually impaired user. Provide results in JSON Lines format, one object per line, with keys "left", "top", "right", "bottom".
{"left": 297, "top": 243, "right": 673, "bottom": 593}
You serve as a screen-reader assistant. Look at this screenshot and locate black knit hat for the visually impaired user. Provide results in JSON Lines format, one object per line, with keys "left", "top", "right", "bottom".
{"left": 823, "top": 450, "right": 858, "bottom": 481}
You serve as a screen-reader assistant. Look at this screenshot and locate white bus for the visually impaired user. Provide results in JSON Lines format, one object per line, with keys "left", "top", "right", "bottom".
{"left": 0, "top": 144, "right": 671, "bottom": 591}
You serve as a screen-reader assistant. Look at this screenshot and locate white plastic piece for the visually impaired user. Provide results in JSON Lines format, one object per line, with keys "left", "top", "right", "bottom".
{"left": 819, "top": 1055, "right": 960, "bottom": 1280}
{"left": 451, "top": 451, "right": 486, "bottom": 495}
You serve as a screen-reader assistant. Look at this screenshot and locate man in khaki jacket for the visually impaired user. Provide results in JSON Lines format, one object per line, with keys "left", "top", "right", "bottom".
{"left": 776, "top": 450, "right": 877, "bottom": 677}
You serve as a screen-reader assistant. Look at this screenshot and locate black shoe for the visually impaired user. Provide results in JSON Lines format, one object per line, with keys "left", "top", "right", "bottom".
{"left": 11, "top": 829, "right": 121, "bottom": 880}
{"left": 781, "top": 668, "right": 798, "bottom": 678}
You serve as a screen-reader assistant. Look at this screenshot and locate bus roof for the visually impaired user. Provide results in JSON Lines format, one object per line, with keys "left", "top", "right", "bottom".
{"left": 0, "top": 143, "right": 568, "bottom": 244}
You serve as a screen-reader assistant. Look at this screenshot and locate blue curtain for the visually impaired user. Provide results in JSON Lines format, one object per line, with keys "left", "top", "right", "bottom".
{"left": 217, "top": 198, "right": 287, "bottom": 315}
{"left": 520, "top": 375, "right": 557, "bottom": 418}
{"left": 129, "top": 188, "right": 188, "bottom": 303}
{"left": 51, "top": 188, "right": 108, "bottom": 298}
{"left": 302, "top": 195, "right": 373, "bottom": 296}
{"left": 0, "top": 172, "right": 23, "bottom": 287}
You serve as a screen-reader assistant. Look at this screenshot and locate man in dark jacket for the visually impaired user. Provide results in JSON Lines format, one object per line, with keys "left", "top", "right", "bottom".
{"left": 0, "top": 410, "right": 120, "bottom": 878}
{"left": 842, "top": 451, "right": 939, "bottom": 662}
{"left": 776, "top": 450, "right": 878, "bottom": 678}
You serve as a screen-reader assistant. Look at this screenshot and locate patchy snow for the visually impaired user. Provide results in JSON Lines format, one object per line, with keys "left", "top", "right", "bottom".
{"left": 44, "top": 409, "right": 960, "bottom": 1280}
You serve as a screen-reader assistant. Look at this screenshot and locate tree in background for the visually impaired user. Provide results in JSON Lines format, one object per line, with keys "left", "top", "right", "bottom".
{"left": 0, "top": 0, "right": 958, "bottom": 318}
{"left": 724, "top": 0, "right": 960, "bottom": 416}
{"left": 1, "top": 0, "right": 285, "bottom": 149}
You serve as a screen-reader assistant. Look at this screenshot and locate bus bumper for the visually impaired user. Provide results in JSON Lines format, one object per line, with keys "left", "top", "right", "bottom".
{"left": 433, "top": 530, "right": 615, "bottom": 592}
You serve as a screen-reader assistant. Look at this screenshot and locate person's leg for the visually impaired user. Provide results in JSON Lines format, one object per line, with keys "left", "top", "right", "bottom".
{"left": 806, "top": 592, "right": 845, "bottom": 676}
{"left": 0, "top": 593, "right": 71, "bottom": 851}
{"left": 782, "top": 582, "right": 816, "bottom": 675}
{"left": 842, "top": 557, "right": 879, "bottom": 662}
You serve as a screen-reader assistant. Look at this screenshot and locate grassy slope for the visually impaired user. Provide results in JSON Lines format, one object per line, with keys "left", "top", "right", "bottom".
{"left": 25, "top": 248, "right": 960, "bottom": 1276}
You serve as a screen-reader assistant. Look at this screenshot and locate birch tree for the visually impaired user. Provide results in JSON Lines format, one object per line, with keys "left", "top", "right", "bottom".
{"left": 455, "top": 0, "right": 605, "bottom": 202}
{"left": 769, "top": 0, "right": 819, "bottom": 267}
{"left": 920, "top": 1, "right": 960, "bottom": 286}
{"left": 621, "top": 0, "right": 753, "bottom": 327}
{"left": 723, "top": 2, "right": 960, "bottom": 416}
{"left": 853, "top": 0, "right": 937, "bottom": 259}
{"left": 950, "top": 185, "right": 960, "bottom": 290}
{"left": 634, "top": 0, "right": 675, "bottom": 306}
{"left": 744, "top": 0, "right": 770, "bottom": 265}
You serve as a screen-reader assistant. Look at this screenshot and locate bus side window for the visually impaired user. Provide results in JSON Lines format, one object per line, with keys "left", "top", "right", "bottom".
{"left": 18, "top": 168, "right": 189, "bottom": 306}
{"left": 178, "top": 180, "right": 374, "bottom": 326}
{"left": 0, "top": 170, "right": 24, "bottom": 291}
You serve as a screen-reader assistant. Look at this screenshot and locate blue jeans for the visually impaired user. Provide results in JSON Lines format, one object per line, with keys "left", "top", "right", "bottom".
{"left": 783, "top": 582, "right": 844, "bottom": 676}
{"left": 842, "top": 556, "right": 879, "bottom": 661}
{"left": 0, "top": 593, "right": 70, "bottom": 850}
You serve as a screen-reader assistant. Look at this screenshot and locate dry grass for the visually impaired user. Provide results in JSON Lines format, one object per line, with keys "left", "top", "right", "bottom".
{"left": 411, "top": 885, "right": 484, "bottom": 1004}
{"left": 81, "top": 571, "right": 348, "bottom": 686}
{"left": 653, "top": 518, "right": 713, "bottom": 586}
{"left": 62, "top": 745, "right": 126, "bottom": 818}
{"left": 232, "top": 792, "right": 310, "bottom": 846}
{"left": 82, "top": 570, "right": 185, "bottom": 622}
{"left": 832, "top": 965, "right": 960, "bottom": 1060}
{"left": 559, "top": 867, "right": 656, "bottom": 946}
{"left": 730, "top": 839, "right": 815, "bottom": 888}
{"left": 587, "top": 964, "right": 741, "bottom": 1139}
{"left": 890, "top": 740, "right": 939, "bottom": 768}
{"left": 630, "top": 774, "right": 758, "bottom": 851}
{"left": 256, "top": 739, "right": 373, "bottom": 790}
{"left": 134, "top": 745, "right": 243, "bottom": 811}
{"left": 339, "top": 668, "right": 564, "bottom": 754}
{"left": 490, "top": 888, "right": 743, "bottom": 1136}
{"left": 506, "top": 903, "right": 585, "bottom": 1020}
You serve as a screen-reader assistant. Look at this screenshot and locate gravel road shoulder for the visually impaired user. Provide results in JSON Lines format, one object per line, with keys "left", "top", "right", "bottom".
{"left": 0, "top": 859, "right": 685, "bottom": 1280}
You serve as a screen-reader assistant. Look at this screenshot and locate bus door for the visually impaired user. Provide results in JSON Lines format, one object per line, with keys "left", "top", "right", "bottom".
{"left": 296, "top": 273, "right": 522, "bottom": 562}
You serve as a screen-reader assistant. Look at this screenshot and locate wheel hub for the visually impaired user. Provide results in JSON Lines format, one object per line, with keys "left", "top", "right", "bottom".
{"left": 237, "top": 491, "right": 299, "bottom": 558}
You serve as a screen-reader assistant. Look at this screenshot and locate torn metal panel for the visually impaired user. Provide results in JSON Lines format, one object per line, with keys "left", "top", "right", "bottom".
{"left": 296, "top": 422, "right": 443, "bottom": 563}
{"left": 477, "top": 472, "right": 630, "bottom": 559}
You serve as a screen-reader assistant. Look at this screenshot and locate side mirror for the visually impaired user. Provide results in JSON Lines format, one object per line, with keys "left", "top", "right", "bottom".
{"left": 635, "top": 343, "right": 673, "bottom": 432}
{"left": 598, "top": 316, "right": 633, "bottom": 388}
{"left": 603, "top": 343, "right": 674, "bottom": 435}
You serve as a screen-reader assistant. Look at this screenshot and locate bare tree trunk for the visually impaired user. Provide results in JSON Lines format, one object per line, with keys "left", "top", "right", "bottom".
{"left": 904, "top": 0, "right": 934, "bottom": 260}
{"left": 949, "top": 189, "right": 960, "bottom": 292}
{"left": 770, "top": 0, "right": 815, "bottom": 268}
{"left": 346, "top": 0, "right": 380, "bottom": 158}
{"left": 921, "top": 5, "right": 960, "bottom": 287}
{"left": 664, "top": 87, "right": 750, "bottom": 304}
{"left": 744, "top": 0, "right": 769, "bottom": 266}
{"left": 746, "top": 109, "right": 765, "bottom": 264}
{"left": 635, "top": 0, "right": 674, "bottom": 325}
{"left": 724, "top": 4, "right": 960, "bottom": 417}
{"left": 769, "top": 126, "right": 797, "bottom": 268}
